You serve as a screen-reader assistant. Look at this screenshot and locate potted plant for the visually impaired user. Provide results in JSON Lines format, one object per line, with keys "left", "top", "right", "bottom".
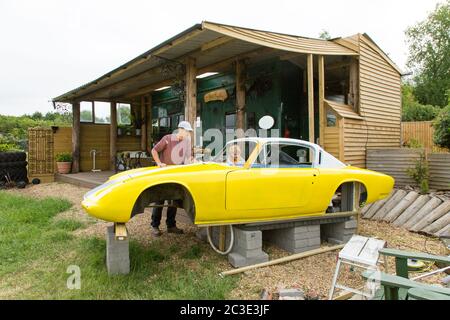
{"left": 132, "top": 110, "right": 144, "bottom": 136}
{"left": 55, "top": 152, "right": 72, "bottom": 174}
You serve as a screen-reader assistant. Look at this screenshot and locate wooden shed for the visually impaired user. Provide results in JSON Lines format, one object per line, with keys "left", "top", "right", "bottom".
{"left": 53, "top": 22, "right": 403, "bottom": 172}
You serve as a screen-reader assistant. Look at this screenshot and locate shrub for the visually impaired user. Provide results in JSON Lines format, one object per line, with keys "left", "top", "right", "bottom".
{"left": 407, "top": 151, "right": 429, "bottom": 194}
{"left": 0, "top": 143, "right": 19, "bottom": 152}
{"left": 402, "top": 102, "right": 440, "bottom": 122}
{"left": 433, "top": 105, "right": 450, "bottom": 149}
{"left": 55, "top": 152, "right": 72, "bottom": 162}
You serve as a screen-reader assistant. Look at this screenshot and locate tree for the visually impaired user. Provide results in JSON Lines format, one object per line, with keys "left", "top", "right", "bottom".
{"left": 433, "top": 105, "right": 450, "bottom": 148}
{"left": 319, "top": 30, "right": 331, "bottom": 40}
{"left": 405, "top": 1, "right": 450, "bottom": 107}
{"left": 401, "top": 83, "right": 440, "bottom": 121}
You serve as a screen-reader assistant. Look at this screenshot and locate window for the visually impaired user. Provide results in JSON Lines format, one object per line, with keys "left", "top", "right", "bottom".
{"left": 327, "top": 108, "right": 337, "bottom": 127}
{"left": 117, "top": 103, "right": 131, "bottom": 125}
{"left": 94, "top": 102, "right": 111, "bottom": 124}
{"left": 80, "top": 102, "right": 93, "bottom": 122}
{"left": 260, "top": 143, "right": 314, "bottom": 168}
{"left": 212, "top": 141, "right": 257, "bottom": 167}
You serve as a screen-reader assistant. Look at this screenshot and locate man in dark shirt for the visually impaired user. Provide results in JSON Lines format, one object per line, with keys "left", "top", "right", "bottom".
{"left": 150, "top": 121, "right": 193, "bottom": 236}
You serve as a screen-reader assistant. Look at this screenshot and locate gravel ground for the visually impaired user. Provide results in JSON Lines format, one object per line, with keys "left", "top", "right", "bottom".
{"left": 5, "top": 182, "right": 448, "bottom": 300}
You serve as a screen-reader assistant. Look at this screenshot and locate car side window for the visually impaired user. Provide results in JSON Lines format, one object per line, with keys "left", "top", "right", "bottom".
{"left": 255, "top": 143, "right": 314, "bottom": 168}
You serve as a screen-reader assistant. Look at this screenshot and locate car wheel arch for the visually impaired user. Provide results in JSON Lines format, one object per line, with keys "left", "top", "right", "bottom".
{"left": 130, "top": 182, "right": 196, "bottom": 223}
{"left": 331, "top": 180, "right": 368, "bottom": 209}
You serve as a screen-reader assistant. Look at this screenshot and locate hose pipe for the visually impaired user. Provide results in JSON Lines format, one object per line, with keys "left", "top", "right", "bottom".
{"left": 206, "top": 225, "right": 234, "bottom": 255}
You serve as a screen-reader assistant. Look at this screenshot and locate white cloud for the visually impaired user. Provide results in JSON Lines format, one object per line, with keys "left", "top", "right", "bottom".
{"left": 0, "top": 0, "right": 443, "bottom": 116}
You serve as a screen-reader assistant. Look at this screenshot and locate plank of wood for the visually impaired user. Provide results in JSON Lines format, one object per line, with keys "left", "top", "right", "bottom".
{"left": 392, "top": 195, "right": 431, "bottom": 227}
{"left": 372, "top": 190, "right": 407, "bottom": 221}
{"left": 220, "top": 245, "right": 345, "bottom": 277}
{"left": 435, "top": 224, "right": 450, "bottom": 238}
{"left": 422, "top": 212, "right": 450, "bottom": 235}
{"left": 403, "top": 197, "right": 443, "bottom": 229}
{"left": 364, "top": 191, "right": 394, "bottom": 219}
{"left": 361, "top": 203, "right": 373, "bottom": 217}
{"left": 410, "top": 201, "right": 450, "bottom": 232}
{"left": 110, "top": 102, "right": 118, "bottom": 171}
{"left": 383, "top": 191, "right": 419, "bottom": 223}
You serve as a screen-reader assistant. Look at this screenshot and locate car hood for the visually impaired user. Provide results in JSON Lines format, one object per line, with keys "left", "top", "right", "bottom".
{"left": 108, "top": 162, "right": 234, "bottom": 182}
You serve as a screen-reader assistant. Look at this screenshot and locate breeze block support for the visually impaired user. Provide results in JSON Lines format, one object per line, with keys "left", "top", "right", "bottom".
{"left": 264, "top": 224, "right": 321, "bottom": 253}
{"left": 106, "top": 225, "right": 130, "bottom": 275}
{"left": 228, "top": 227, "right": 269, "bottom": 268}
{"left": 320, "top": 217, "right": 358, "bottom": 244}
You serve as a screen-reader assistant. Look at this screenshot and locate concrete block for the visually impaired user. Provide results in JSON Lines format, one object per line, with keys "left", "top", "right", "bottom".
{"left": 228, "top": 252, "right": 269, "bottom": 268}
{"left": 344, "top": 219, "right": 358, "bottom": 229}
{"left": 264, "top": 224, "right": 321, "bottom": 253}
{"left": 106, "top": 225, "right": 130, "bottom": 275}
{"left": 196, "top": 228, "right": 207, "bottom": 241}
{"left": 278, "top": 288, "right": 305, "bottom": 300}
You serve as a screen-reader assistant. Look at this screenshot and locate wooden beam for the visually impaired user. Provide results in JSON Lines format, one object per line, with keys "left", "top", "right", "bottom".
{"left": 71, "top": 102, "right": 80, "bottom": 173}
{"left": 349, "top": 58, "right": 359, "bottom": 111}
{"left": 184, "top": 57, "right": 197, "bottom": 131}
{"left": 140, "top": 96, "right": 147, "bottom": 151}
{"left": 110, "top": 102, "right": 117, "bottom": 171}
{"left": 307, "top": 54, "right": 315, "bottom": 143}
{"left": 201, "top": 36, "right": 233, "bottom": 52}
{"left": 117, "top": 47, "right": 275, "bottom": 100}
{"left": 318, "top": 55, "right": 325, "bottom": 147}
{"left": 235, "top": 59, "right": 246, "bottom": 137}
{"left": 220, "top": 244, "right": 345, "bottom": 277}
{"left": 146, "top": 94, "right": 153, "bottom": 152}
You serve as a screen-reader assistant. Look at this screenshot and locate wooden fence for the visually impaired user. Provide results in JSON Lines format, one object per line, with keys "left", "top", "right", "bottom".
{"left": 367, "top": 148, "right": 450, "bottom": 190}
{"left": 28, "top": 127, "right": 54, "bottom": 183}
{"left": 401, "top": 121, "right": 449, "bottom": 153}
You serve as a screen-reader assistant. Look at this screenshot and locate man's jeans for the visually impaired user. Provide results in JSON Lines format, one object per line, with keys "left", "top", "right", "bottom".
{"left": 151, "top": 200, "right": 177, "bottom": 228}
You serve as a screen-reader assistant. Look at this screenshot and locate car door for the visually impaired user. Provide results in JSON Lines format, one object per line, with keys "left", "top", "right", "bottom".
{"left": 225, "top": 142, "right": 318, "bottom": 211}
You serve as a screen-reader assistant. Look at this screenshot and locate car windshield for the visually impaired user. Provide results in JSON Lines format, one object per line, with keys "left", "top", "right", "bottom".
{"left": 211, "top": 141, "right": 258, "bottom": 167}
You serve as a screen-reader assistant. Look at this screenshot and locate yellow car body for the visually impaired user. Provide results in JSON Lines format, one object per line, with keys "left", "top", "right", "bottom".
{"left": 82, "top": 138, "right": 394, "bottom": 226}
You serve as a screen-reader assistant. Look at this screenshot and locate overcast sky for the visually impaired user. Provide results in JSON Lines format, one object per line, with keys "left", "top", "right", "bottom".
{"left": 0, "top": 0, "right": 443, "bottom": 116}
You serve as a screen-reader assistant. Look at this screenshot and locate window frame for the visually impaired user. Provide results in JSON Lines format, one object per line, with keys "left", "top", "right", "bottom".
{"left": 253, "top": 141, "right": 318, "bottom": 169}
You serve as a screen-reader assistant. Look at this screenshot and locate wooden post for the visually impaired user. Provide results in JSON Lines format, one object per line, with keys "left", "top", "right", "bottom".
{"left": 110, "top": 102, "right": 117, "bottom": 171}
{"left": 184, "top": 57, "right": 197, "bottom": 134}
{"left": 318, "top": 55, "right": 325, "bottom": 147}
{"left": 72, "top": 102, "right": 80, "bottom": 173}
{"left": 146, "top": 94, "right": 153, "bottom": 151}
{"left": 140, "top": 96, "right": 147, "bottom": 151}
{"left": 236, "top": 59, "right": 246, "bottom": 137}
{"left": 349, "top": 58, "right": 359, "bottom": 111}
{"left": 307, "top": 54, "right": 315, "bottom": 143}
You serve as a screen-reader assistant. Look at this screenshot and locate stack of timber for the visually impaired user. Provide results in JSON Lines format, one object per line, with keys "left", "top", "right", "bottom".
{"left": 361, "top": 189, "right": 450, "bottom": 238}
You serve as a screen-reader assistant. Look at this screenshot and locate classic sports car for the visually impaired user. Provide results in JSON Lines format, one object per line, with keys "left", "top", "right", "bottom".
{"left": 82, "top": 138, "right": 394, "bottom": 226}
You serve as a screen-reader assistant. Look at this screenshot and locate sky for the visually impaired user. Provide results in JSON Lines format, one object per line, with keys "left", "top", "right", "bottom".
{"left": 0, "top": 0, "right": 443, "bottom": 116}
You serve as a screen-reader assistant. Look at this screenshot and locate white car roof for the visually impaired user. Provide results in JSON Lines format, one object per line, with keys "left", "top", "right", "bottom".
{"left": 227, "top": 137, "right": 319, "bottom": 149}
{"left": 225, "top": 137, "right": 346, "bottom": 169}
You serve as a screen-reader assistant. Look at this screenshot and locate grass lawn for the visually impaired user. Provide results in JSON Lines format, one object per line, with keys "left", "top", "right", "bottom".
{"left": 0, "top": 192, "right": 238, "bottom": 299}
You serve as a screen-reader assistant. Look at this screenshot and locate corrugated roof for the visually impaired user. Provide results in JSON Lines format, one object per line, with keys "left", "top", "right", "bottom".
{"left": 53, "top": 21, "right": 358, "bottom": 103}
{"left": 325, "top": 99, "right": 364, "bottom": 120}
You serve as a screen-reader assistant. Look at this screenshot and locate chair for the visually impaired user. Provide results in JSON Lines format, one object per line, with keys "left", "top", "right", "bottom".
{"left": 329, "top": 235, "right": 387, "bottom": 300}
{"left": 362, "top": 248, "right": 450, "bottom": 300}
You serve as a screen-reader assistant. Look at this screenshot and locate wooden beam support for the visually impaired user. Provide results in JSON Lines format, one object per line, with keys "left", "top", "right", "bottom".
{"left": 71, "top": 102, "right": 80, "bottom": 173}
{"left": 349, "top": 57, "right": 359, "bottom": 111}
{"left": 116, "top": 47, "right": 275, "bottom": 100}
{"left": 110, "top": 102, "right": 117, "bottom": 171}
{"left": 184, "top": 57, "right": 197, "bottom": 133}
{"left": 146, "top": 94, "right": 153, "bottom": 151}
{"left": 307, "top": 54, "right": 315, "bottom": 143}
{"left": 235, "top": 59, "right": 246, "bottom": 137}
{"left": 318, "top": 55, "right": 325, "bottom": 147}
{"left": 140, "top": 96, "right": 147, "bottom": 151}
{"left": 114, "top": 223, "right": 128, "bottom": 241}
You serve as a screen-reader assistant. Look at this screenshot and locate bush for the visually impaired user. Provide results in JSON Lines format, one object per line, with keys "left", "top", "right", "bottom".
{"left": 0, "top": 143, "right": 19, "bottom": 152}
{"left": 407, "top": 151, "right": 429, "bottom": 194}
{"left": 55, "top": 152, "right": 72, "bottom": 162}
{"left": 433, "top": 105, "right": 450, "bottom": 149}
{"left": 402, "top": 102, "right": 440, "bottom": 122}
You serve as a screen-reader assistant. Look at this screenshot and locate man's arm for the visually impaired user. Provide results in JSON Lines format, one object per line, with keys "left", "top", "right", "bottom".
{"left": 151, "top": 136, "right": 168, "bottom": 167}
